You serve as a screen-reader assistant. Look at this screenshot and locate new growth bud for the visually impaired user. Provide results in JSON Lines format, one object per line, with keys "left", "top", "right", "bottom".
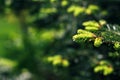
{"left": 113, "top": 42, "right": 120, "bottom": 50}
{"left": 73, "top": 29, "right": 96, "bottom": 42}
{"left": 94, "top": 37, "right": 102, "bottom": 47}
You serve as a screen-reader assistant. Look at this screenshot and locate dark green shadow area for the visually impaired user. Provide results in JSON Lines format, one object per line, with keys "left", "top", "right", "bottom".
{"left": 0, "top": 17, "right": 20, "bottom": 56}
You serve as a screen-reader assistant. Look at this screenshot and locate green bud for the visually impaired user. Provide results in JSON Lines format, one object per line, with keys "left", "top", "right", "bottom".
{"left": 85, "top": 26, "right": 99, "bottom": 31}
{"left": 103, "top": 66, "right": 113, "bottom": 76}
{"left": 113, "top": 42, "right": 120, "bottom": 50}
{"left": 52, "top": 59, "right": 62, "bottom": 66}
{"left": 77, "top": 29, "right": 87, "bottom": 34}
{"left": 99, "top": 20, "right": 106, "bottom": 25}
{"left": 94, "top": 37, "right": 102, "bottom": 47}
{"left": 94, "top": 66, "right": 103, "bottom": 73}
{"left": 99, "top": 60, "right": 109, "bottom": 65}
{"left": 62, "top": 59, "right": 69, "bottom": 67}
{"left": 77, "top": 29, "right": 93, "bottom": 34}
{"left": 47, "top": 56, "right": 53, "bottom": 62}
{"left": 61, "top": 1, "right": 68, "bottom": 7}
{"left": 53, "top": 55, "right": 62, "bottom": 60}
{"left": 52, "top": 55, "right": 62, "bottom": 66}
{"left": 50, "top": 0, "right": 56, "bottom": 3}
{"left": 85, "top": 9, "right": 92, "bottom": 15}
{"left": 94, "top": 65, "right": 113, "bottom": 75}
{"left": 67, "top": 5, "right": 76, "bottom": 13}
{"left": 73, "top": 7, "right": 85, "bottom": 16}
{"left": 88, "top": 5, "right": 99, "bottom": 11}
{"left": 85, "top": 5, "right": 99, "bottom": 15}
{"left": 82, "top": 21, "right": 100, "bottom": 28}
{"left": 73, "top": 33, "right": 95, "bottom": 41}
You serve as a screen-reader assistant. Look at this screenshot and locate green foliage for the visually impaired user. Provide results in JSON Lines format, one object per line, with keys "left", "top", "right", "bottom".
{"left": 94, "top": 60, "right": 114, "bottom": 76}
{"left": 0, "top": 58, "right": 17, "bottom": 73}
{"left": 73, "top": 29, "right": 96, "bottom": 42}
{"left": 113, "top": 42, "right": 120, "bottom": 50}
{"left": 73, "top": 23, "right": 120, "bottom": 48}
{"left": 85, "top": 4, "right": 100, "bottom": 15}
{"left": 0, "top": 0, "right": 120, "bottom": 80}
{"left": 82, "top": 20, "right": 106, "bottom": 31}
{"left": 94, "top": 37, "right": 103, "bottom": 47}
{"left": 101, "top": 24, "right": 120, "bottom": 42}
{"left": 47, "top": 55, "right": 69, "bottom": 67}
{"left": 40, "top": 7, "right": 57, "bottom": 14}
{"left": 61, "top": 0, "right": 68, "bottom": 7}
{"left": 67, "top": 5, "right": 85, "bottom": 16}
{"left": 108, "top": 52, "right": 120, "bottom": 57}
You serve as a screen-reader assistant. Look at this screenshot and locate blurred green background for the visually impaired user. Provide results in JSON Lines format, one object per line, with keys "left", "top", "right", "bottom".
{"left": 0, "top": 0, "right": 120, "bottom": 80}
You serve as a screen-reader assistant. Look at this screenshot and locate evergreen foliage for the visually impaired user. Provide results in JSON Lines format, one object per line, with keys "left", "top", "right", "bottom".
{"left": 0, "top": 0, "right": 120, "bottom": 80}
